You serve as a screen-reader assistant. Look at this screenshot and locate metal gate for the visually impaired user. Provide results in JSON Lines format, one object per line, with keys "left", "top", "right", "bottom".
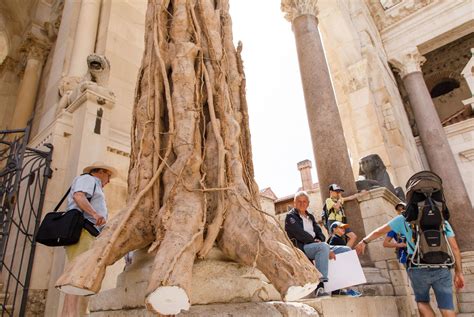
{"left": 0, "top": 125, "right": 53, "bottom": 316}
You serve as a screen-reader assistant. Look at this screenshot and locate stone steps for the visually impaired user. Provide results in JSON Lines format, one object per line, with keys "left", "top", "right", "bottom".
{"left": 89, "top": 296, "right": 404, "bottom": 317}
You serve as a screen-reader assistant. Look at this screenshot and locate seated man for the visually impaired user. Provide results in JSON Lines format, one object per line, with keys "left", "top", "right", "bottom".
{"left": 285, "top": 191, "right": 351, "bottom": 297}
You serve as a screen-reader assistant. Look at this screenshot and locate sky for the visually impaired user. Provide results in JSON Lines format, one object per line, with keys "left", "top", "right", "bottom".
{"left": 229, "top": 1, "right": 317, "bottom": 197}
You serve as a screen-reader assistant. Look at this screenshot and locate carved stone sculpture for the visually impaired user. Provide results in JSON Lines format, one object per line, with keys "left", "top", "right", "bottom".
{"left": 55, "top": 1, "right": 319, "bottom": 315}
{"left": 58, "top": 54, "right": 115, "bottom": 108}
{"left": 356, "top": 154, "right": 405, "bottom": 201}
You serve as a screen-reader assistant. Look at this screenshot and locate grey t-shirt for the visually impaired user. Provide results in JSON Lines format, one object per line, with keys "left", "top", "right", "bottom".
{"left": 67, "top": 174, "right": 108, "bottom": 231}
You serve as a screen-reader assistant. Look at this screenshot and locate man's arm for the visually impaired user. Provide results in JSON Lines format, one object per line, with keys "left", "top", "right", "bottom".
{"left": 73, "top": 192, "right": 106, "bottom": 226}
{"left": 355, "top": 223, "right": 392, "bottom": 255}
{"left": 285, "top": 215, "right": 314, "bottom": 244}
{"left": 343, "top": 190, "right": 369, "bottom": 202}
{"left": 448, "top": 236, "right": 464, "bottom": 289}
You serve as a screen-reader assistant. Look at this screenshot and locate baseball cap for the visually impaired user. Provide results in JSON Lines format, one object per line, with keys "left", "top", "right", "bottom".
{"left": 395, "top": 202, "right": 406, "bottom": 210}
{"left": 330, "top": 221, "right": 349, "bottom": 230}
{"left": 328, "top": 184, "right": 344, "bottom": 192}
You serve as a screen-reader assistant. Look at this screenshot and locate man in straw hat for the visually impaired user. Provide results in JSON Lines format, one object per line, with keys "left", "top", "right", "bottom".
{"left": 62, "top": 161, "right": 117, "bottom": 316}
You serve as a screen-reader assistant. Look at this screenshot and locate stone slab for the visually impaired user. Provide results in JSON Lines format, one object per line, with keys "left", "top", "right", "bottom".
{"left": 302, "top": 296, "right": 399, "bottom": 316}
{"left": 90, "top": 296, "right": 407, "bottom": 317}
{"left": 90, "top": 301, "right": 319, "bottom": 317}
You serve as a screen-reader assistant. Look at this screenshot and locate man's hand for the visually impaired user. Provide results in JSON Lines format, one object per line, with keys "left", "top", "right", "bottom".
{"left": 314, "top": 238, "right": 321, "bottom": 243}
{"left": 94, "top": 214, "right": 106, "bottom": 226}
{"left": 329, "top": 250, "right": 336, "bottom": 260}
{"left": 355, "top": 241, "right": 366, "bottom": 255}
{"left": 454, "top": 271, "right": 465, "bottom": 290}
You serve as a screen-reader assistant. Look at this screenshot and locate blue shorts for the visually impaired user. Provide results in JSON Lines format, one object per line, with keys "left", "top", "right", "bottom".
{"left": 407, "top": 267, "right": 454, "bottom": 310}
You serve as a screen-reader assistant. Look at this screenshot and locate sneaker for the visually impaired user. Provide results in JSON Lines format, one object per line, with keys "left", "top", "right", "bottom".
{"left": 345, "top": 289, "right": 362, "bottom": 297}
{"left": 315, "top": 287, "right": 330, "bottom": 297}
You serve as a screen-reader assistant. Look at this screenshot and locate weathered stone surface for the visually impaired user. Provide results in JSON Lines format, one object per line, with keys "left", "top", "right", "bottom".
{"left": 90, "top": 301, "right": 319, "bottom": 317}
{"left": 459, "top": 302, "right": 474, "bottom": 313}
{"left": 363, "top": 267, "right": 391, "bottom": 284}
{"left": 90, "top": 248, "right": 280, "bottom": 312}
{"left": 302, "top": 296, "right": 399, "bottom": 316}
{"left": 25, "top": 289, "right": 47, "bottom": 317}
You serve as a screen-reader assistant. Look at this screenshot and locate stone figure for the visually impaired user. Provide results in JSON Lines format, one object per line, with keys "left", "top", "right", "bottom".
{"left": 58, "top": 54, "right": 115, "bottom": 108}
{"left": 356, "top": 154, "right": 405, "bottom": 201}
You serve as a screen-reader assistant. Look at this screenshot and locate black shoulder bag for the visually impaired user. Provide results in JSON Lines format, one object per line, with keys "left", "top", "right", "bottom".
{"left": 36, "top": 184, "right": 100, "bottom": 247}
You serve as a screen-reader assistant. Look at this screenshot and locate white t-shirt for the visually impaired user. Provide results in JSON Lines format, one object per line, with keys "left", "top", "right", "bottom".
{"left": 302, "top": 215, "right": 315, "bottom": 238}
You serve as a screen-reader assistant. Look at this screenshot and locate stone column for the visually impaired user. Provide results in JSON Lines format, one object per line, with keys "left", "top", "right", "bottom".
{"left": 281, "top": 0, "right": 366, "bottom": 241}
{"left": 11, "top": 39, "right": 50, "bottom": 130}
{"left": 297, "top": 160, "right": 313, "bottom": 191}
{"left": 390, "top": 47, "right": 474, "bottom": 251}
{"left": 68, "top": 0, "right": 101, "bottom": 79}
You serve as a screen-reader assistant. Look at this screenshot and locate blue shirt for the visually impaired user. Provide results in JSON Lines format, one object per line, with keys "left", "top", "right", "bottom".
{"left": 388, "top": 215, "right": 454, "bottom": 255}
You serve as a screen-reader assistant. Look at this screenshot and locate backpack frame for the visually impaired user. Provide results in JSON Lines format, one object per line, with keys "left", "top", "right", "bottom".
{"left": 404, "top": 171, "right": 455, "bottom": 268}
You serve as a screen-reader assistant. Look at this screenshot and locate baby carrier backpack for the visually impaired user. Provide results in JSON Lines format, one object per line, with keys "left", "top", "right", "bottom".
{"left": 404, "top": 171, "right": 454, "bottom": 268}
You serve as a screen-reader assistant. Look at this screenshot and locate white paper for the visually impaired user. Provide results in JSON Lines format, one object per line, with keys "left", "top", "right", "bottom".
{"left": 323, "top": 250, "right": 366, "bottom": 292}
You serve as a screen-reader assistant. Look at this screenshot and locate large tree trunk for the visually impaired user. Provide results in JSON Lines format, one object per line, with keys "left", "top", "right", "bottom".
{"left": 56, "top": 0, "right": 319, "bottom": 315}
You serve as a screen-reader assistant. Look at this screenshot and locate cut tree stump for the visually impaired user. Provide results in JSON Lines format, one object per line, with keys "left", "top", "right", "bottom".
{"left": 56, "top": 0, "right": 320, "bottom": 314}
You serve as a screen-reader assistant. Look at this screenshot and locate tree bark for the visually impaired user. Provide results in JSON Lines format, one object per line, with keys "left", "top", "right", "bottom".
{"left": 56, "top": 0, "right": 320, "bottom": 315}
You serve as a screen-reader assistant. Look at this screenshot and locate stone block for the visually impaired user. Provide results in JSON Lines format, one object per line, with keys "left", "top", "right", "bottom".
{"left": 374, "top": 260, "right": 387, "bottom": 269}
{"left": 458, "top": 292, "right": 474, "bottom": 302}
{"left": 357, "top": 283, "right": 394, "bottom": 296}
{"left": 395, "top": 296, "right": 417, "bottom": 317}
{"left": 389, "top": 270, "right": 409, "bottom": 286}
{"left": 363, "top": 267, "right": 391, "bottom": 284}
{"left": 387, "top": 259, "right": 402, "bottom": 270}
{"left": 380, "top": 268, "right": 390, "bottom": 280}
{"left": 459, "top": 302, "right": 474, "bottom": 313}
{"left": 304, "top": 296, "right": 398, "bottom": 316}
{"left": 393, "top": 285, "right": 410, "bottom": 296}
{"left": 91, "top": 302, "right": 319, "bottom": 317}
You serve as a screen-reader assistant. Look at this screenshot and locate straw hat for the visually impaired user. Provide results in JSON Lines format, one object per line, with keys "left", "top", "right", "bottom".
{"left": 82, "top": 161, "right": 118, "bottom": 178}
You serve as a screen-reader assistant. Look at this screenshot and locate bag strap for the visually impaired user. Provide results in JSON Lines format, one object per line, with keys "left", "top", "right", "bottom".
{"left": 55, "top": 174, "right": 98, "bottom": 212}
{"left": 54, "top": 187, "right": 71, "bottom": 211}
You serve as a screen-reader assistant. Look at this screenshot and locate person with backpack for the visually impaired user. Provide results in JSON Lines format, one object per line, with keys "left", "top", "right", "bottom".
{"left": 62, "top": 161, "right": 117, "bottom": 317}
{"left": 355, "top": 203, "right": 464, "bottom": 316}
{"left": 323, "top": 184, "right": 359, "bottom": 248}
{"left": 383, "top": 202, "right": 408, "bottom": 265}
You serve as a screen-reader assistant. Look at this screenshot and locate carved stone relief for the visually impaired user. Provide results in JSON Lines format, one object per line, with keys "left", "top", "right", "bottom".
{"left": 365, "top": 0, "right": 435, "bottom": 31}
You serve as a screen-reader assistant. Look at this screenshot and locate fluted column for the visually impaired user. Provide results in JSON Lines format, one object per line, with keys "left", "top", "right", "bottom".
{"left": 68, "top": 0, "right": 101, "bottom": 79}
{"left": 390, "top": 47, "right": 474, "bottom": 251}
{"left": 281, "top": 0, "right": 366, "bottom": 242}
{"left": 11, "top": 39, "right": 50, "bottom": 130}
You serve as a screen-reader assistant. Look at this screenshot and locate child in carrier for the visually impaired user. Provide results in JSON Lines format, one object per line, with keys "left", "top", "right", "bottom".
{"left": 383, "top": 202, "right": 408, "bottom": 265}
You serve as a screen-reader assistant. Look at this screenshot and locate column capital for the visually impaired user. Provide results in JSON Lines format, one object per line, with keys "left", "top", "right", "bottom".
{"left": 389, "top": 47, "right": 426, "bottom": 78}
{"left": 281, "top": 0, "right": 319, "bottom": 22}
{"left": 20, "top": 35, "right": 51, "bottom": 62}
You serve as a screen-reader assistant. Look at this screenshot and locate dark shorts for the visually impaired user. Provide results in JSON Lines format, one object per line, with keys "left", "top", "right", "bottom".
{"left": 407, "top": 267, "right": 454, "bottom": 310}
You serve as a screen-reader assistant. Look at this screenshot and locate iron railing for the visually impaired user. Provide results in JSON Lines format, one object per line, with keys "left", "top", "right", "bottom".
{"left": 0, "top": 125, "right": 53, "bottom": 316}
